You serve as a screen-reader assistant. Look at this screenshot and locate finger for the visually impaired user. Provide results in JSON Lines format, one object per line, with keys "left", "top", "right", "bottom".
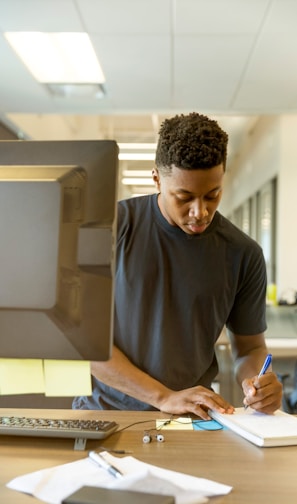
{"left": 191, "top": 396, "right": 234, "bottom": 418}
{"left": 242, "top": 378, "right": 257, "bottom": 404}
{"left": 191, "top": 403, "right": 212, "bottom": 420}
{"left": 198, "top": 388, "right": 234, "bottom": 410}
{"left": 246, "top": 383, "right": 282, "bottom": 412}
{"left": 249, "top": 395, "right": 279, "bottom": 414}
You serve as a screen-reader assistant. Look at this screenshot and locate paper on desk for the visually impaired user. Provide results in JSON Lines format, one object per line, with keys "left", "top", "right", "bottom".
{"left": 7, "top": 451, "right": 232, "bottom": 504}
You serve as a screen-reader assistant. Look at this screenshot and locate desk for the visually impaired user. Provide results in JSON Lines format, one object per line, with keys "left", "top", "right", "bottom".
{"left": 1, "top": 408, "right": 297, "bottom": 504}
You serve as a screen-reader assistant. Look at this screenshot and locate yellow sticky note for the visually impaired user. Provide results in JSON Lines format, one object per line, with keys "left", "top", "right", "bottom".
{"left": 0, "top": 359, "right": 45, "bottom": 395}
{"left": 43, "top": 360, "right": 92, "bottom": 397}
{"left": 156, "top": 417, "right": 193, "bottom": 430}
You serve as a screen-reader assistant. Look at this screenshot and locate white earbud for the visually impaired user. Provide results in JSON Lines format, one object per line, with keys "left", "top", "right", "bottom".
{"left": 142, "top": 432, "right": 165, "bottom": 443}
{"left": 142, "top": 434, "right": 151, "bottom": 444}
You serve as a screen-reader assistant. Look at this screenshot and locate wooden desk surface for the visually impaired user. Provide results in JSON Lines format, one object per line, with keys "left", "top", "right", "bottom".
{"left": 1, "top": 408, "right": 297, "bottom": 504}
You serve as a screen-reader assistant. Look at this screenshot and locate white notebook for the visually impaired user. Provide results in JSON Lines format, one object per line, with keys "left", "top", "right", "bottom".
{"left": 209, "top": 407, "right": 297, "bottom": 447}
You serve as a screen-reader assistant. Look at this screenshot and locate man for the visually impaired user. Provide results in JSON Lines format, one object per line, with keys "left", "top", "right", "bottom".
{"left": 73, "top": 112, "right": 282, "bottom": 418}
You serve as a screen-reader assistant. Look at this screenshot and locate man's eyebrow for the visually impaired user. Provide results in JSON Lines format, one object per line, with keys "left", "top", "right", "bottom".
{"left": 175, "top": 186, "right": 222, "bottom": 195}
{"left": 175, "top": 188, "right": 192, "bottom": 194}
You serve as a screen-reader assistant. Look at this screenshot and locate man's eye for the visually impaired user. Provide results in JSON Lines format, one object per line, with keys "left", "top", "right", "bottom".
{"left": 176, "top": 195, "right": 192, "bottom": 202}
{"left": 206, "top": 192, "right": 220, "bottom": 201}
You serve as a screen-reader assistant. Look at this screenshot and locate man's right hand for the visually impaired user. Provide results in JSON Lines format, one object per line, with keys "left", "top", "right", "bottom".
{"left": 158, "top": 385, "right": 234, "bottom": 419}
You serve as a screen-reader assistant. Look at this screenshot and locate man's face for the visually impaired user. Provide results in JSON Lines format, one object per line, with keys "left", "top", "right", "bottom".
{"left": 153, "top": 164, "right": 224, "bottom": 235}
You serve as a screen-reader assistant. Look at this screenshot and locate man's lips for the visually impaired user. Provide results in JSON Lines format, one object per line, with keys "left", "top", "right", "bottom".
{"left": 186, "top": 221, "right": 208, "bottom": 233}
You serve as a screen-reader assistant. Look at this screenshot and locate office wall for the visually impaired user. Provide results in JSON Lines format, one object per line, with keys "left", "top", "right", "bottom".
{"left": 220, "top": 115, "right": 297, "bottom": 298}
{"left": 277, "top": 116, "right": 297, "bottom": 298}
{"left": 220, "top": 116, "right": 280, "bottom": 213}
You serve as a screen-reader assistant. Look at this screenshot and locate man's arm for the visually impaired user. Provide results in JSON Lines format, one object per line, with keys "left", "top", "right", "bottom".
{"left": 91, "top": 345, "right": 234, "bottom": 419}
{"left": 228, "top": 331, "right": 283, "bottom": 413}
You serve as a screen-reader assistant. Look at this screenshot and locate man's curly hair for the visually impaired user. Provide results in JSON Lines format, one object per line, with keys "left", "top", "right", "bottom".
{"left": 155, "top": 112, "right": 228, "bottom": 174}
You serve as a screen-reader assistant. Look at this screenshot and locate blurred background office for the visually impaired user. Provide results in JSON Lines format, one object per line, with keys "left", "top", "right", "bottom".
{"left": 0, "top": 0, "right": 297, "bottom": 407}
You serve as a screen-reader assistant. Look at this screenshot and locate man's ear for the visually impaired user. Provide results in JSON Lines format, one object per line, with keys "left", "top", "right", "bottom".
{"left": 152, "top": 168, "right": 161, "bottom": 191}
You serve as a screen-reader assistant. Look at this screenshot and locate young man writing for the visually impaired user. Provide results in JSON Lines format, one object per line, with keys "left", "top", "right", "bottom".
{"left": 73, "top": 112, "right": 282, "bottom": 418}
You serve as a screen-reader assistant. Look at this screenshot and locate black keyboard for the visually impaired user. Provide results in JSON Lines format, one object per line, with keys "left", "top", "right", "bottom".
{"left": 0, "top": 415, "right": 118, "bottom": 450}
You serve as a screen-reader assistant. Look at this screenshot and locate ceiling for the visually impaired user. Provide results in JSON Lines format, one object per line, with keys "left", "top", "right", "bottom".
{"left": 0, "top": 0, "right": 296, "bottom": 196}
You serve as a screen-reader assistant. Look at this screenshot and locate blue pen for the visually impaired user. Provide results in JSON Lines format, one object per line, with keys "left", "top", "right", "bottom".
{"left": 258, "top": 353, "right": 272, "bottom": 377}
{"left": 244, "top": 353, "right": 272, "bottom": 409}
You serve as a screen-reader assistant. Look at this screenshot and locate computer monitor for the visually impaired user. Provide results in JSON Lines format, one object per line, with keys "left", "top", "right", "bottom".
{"left": 0, "top": 139, "right": 118, "bottom": 361}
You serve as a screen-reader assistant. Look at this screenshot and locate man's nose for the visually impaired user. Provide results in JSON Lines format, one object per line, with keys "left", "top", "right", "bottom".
{"left": 189, "top": 199, "right": 208, "bottom": 218}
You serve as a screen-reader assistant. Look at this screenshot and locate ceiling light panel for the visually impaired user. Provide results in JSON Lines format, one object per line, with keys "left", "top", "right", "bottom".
{"left": 119, "top": 153, "right": 155, "bottom": 161}
{"left": 4, "top": 32, "right": 105, "bottom": 83}
{"left": 122, "top": 178, "right": 154, "bottom": 186}
{"left": 122, "top": 170, "right": 153, "bottom": 177}
{"left": 118, "top": 143, "right": 157, "bottom": 150}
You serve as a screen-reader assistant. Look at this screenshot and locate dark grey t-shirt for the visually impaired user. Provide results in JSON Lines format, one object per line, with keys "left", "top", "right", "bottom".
{"left": 73, "top": 194, "right": 267, "bottom": 411}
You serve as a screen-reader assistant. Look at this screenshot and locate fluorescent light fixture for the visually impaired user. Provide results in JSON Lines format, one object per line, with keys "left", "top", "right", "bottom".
{"left": 122, "top": 170, "right": 153, "bottom": 177}
{"left": 46, "top": 83, "right": 106, "bottom": 99}
{"left": 119, "top": 153, "right": 155, "bottom": 161}
{"left": 4, "top": 32, "right": 105, "bottom": 84}
{"left": 122, "top": 178, "right": 154, "bottom": 185}
{"left": 118, "top": 143, "right": 157, "bottom": 150}
{"left": 118, "top": 143, "right": 156, "bottom": 161}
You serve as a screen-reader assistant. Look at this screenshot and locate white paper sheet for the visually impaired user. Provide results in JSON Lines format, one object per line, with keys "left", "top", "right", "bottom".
{"left": 7, "top": 451, "right": 232, "bottom": 504}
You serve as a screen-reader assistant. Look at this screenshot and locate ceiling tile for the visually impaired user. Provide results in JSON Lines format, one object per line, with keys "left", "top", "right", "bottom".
{"left": 233, "top": 79, "right": 297, "bottom": 112}
{"left": 244, "top": 32, "right": 297, "bottom": 81}
{"left": 0, "top": 0, "right": 82, "bottom": 31}
{"left": 92, "top": 34, "right": 172, "bottom": 109}
{"left": 77, "top": 0, "right": 171, "bottom": 34}
{"left": 175, "top": 0, "right": 270, "bottom": 34}
{"left": 261, "top": 0, "right": 297, "bottom": 34}
{"left": 174, "top": 35, "right": 254, "bottom": 109}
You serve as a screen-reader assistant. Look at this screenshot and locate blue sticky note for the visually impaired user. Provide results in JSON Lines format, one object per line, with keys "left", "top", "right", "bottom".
{"left": 192, "top": 419, "right": 227, "bottom": 431}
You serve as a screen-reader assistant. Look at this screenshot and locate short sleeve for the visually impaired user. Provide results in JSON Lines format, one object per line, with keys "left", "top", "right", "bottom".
{"left": 226, "top": 244, "right": 267, "bottom": 335}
